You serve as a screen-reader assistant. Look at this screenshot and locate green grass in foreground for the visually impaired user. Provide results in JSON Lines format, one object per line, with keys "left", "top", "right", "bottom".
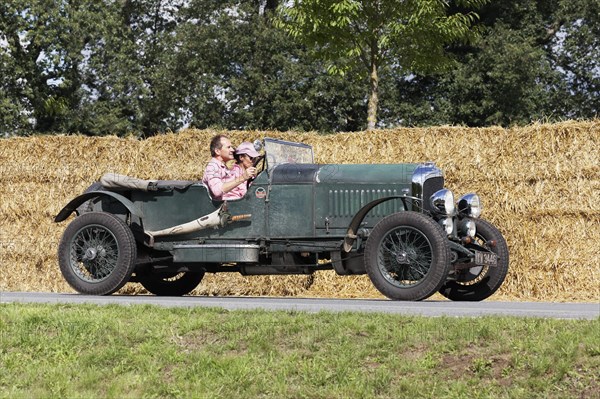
{"left": 0, "top": 304, "right": 598, "bottom": 399}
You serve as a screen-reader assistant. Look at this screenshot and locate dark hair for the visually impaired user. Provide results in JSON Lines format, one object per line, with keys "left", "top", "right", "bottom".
{"left": 209, "top": 134, "right": 229, "bottom": 157}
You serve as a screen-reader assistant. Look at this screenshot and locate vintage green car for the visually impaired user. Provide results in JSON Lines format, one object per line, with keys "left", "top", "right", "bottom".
{"left": 55, "top": 138, "right": 509, "bottom": 301}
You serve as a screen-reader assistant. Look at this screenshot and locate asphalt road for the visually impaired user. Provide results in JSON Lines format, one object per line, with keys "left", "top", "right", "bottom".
{"left": 1, "top": 291, "right": 598, "bottom": 319}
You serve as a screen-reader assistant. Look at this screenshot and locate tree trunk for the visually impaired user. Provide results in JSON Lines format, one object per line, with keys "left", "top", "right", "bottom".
{"left": 367, "top": 57, "right": 379, "bottom": 131}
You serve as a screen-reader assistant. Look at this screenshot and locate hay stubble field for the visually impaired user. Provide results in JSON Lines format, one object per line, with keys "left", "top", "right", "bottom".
{"left": 0, "top": 121, "right": 598, "bottom": 302}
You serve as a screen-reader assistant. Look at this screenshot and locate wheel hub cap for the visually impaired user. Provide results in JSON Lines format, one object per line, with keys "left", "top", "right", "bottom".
{"left": 396, "top": 251, "right": 409, "bottom": 264}
{"left": 84, "top": 247, "right": 97, "bottom": 260}
{"left": 395, "top": 248, "right": 417, "bottom": 265}
{"left": 83, "top": 246, "right": 106, "bottom": 261}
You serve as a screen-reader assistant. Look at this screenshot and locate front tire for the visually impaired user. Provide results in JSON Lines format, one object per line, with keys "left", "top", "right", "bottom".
{"left": 439, "top": 219, "right": 509, "bottom": 301}
{"left": 58, "top": 212, "right": 136, "bottom": 295}
{"left": 364, "top": 212, "right": 451, "bottom": 301}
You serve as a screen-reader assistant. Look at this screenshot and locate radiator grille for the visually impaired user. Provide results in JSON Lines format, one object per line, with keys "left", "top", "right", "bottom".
{"left": 422, "top": 176, "right": 444, "bottom": 212}
{"left": 328, "top": 189, "right": 400, "bottom": 217}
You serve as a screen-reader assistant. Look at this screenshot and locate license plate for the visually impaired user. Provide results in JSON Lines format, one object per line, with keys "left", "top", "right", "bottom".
{"left": 474, "top": 251, "right": 497, "bottom": 267}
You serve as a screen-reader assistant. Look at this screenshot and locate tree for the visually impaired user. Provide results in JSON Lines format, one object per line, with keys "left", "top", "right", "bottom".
{"left": 0, "top": 0, "right": 78, "bottom": 135}
{"left": 117, "top": 0, "right": 190, "bottom": 136}
{"left": 277, "top": 0, "right": 487, "bottom": 130}
{"left": 436, "top": 24, "right": 555, "bottom": 126}
{"left": 0, "top": 40, "right": 29, "bottom": 136}
{"left": 379, "top": 0, "right": 599, "bottom": 127}
{"left": 173, "top": 0, "right": 367, "bottom": 132}
{"left": 0, "top": 0, "right": 137, "bottom": 135}
{"left": 546, "top": 0, "right": 599, "bottom": 119}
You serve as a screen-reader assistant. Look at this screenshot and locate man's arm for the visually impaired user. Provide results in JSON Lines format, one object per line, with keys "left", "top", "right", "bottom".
{"left": 221, "top": 167, "right": 255, "bottom": 193}
{"left": 202, "top": 161, "right": 226, "bottom": 198}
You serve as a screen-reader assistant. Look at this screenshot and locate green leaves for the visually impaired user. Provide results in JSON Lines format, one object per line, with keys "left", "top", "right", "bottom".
{"left": 278, "top": 0, "right": 488, "bottom": 129}
{"left": 0, "top": 0, "right": 597, "bottom": 135}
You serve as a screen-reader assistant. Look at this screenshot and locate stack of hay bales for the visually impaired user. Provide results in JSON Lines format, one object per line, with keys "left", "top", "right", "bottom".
{"left": 0, "top": 121, "right": 598, "bottom": 301}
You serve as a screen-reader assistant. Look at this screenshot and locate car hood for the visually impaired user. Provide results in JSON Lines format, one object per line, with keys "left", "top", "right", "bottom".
{"left": 270, "top": 163, "right": 420, "bottom": 185}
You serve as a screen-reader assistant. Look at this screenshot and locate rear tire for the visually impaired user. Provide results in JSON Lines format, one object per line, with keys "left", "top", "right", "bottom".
{"left": 138, "top": 270, "right": 204, "bottom": 296}
{"left": 364, "top": 212, "right": 451, "bottom": 301}
{"left": 58, "top": 212, "right": 136, "bottom": 295}
{"left": 439, "top": 219, "right": 509, "bottom": 301}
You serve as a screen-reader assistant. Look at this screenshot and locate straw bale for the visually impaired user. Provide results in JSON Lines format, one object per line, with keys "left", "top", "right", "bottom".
{"left": 1, "top": 120, "right": 599, "bottom": 301}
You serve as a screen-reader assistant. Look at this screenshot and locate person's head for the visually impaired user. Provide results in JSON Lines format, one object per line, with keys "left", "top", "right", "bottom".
{"left": 209, "top": 134, "right": 234, "bottom": 162}
{"left": 234, "top": 142, "right": 260, "bottom": 168}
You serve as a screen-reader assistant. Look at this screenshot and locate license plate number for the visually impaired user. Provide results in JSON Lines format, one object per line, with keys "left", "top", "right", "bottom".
{"left": 474, "top": 251, "right": 497, "bottom": 267}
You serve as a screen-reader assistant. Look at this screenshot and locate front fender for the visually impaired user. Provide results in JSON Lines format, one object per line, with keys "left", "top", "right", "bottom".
{"left": 342, "top": 195, "right": 416, "bottom": 252}
{"left": 54, "top": 191, "right": 143, "bottom": 222}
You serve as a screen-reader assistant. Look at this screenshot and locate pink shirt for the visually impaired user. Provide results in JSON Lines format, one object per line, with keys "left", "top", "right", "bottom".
{"left": 202, "top": 158, "right": 230, "bottom": 200}
{"left": 222, "top": 163, "right": 247, "bottom": 200}
{"left": 201, "top": 158, "right": 247, "bottom": 200}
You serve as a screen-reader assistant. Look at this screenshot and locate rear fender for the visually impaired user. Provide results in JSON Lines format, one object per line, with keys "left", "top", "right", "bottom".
{"left": 54, "top": 191, "right": 143, "bottom": 222}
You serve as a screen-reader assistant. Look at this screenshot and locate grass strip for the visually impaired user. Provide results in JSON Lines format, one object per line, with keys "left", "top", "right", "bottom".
{"left": 1, "top": 303, "right": 598, "bottom": 398}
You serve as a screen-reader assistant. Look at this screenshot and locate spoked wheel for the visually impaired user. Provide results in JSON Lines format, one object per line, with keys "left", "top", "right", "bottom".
{"left": 439, "top": 219, "right": 509, "bottom": 301}
{"left": 364, "top": 212, "right": 451, "bottom": 301}
{"left": 58, "top": 212, "right": 136, "bottom": 295}
{"left": 137, "top": 269, "right": 204, "bottom": 296}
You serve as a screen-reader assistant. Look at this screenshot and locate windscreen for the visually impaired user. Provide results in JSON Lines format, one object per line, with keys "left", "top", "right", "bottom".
{"left": 264, "top": 138, "right": 314, "bottom": 170}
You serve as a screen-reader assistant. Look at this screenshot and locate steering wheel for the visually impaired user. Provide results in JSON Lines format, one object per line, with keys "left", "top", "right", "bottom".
{"left": 248, "top": 154, "right": 265, "bottom": 186}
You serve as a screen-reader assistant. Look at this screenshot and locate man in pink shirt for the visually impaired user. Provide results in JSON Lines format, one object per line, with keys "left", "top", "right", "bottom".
{"left": 201, "top": 135, "right": 256, "bottom": 200}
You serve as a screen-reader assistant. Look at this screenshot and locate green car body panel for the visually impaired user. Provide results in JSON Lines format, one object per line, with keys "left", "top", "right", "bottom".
{"left": 126, "top": 163, "right": 420, "bottom": 240}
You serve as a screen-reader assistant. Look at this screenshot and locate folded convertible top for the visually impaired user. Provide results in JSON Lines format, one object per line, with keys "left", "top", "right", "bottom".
{"left": 99, "top": 173, "right": 197, "bottom": 191}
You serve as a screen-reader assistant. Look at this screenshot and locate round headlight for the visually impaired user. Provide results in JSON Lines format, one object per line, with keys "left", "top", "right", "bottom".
{"left": 430, "top": 189, "right": 455, "bottom": 215}
{"left": 458, "top": 193, "right": 482, "bottom": 218}
{"left": 458, "top": 219, "right": 476, "bottom": 238}
{"left": 440, "top": 217, "right": 454, "bottom": 235}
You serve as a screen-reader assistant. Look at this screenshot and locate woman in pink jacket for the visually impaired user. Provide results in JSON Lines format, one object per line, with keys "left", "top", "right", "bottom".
{"left": 222, "top": 142, "right": 259, "bottom": 200}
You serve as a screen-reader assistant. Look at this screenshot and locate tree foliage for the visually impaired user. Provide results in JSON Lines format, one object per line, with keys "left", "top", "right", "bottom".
{"left": 381, "top": 0, "right": 599, "bottom": 127}
{"left": 0, "top": 0, "right": 598, "bottom": 136}
{"left": 175, "top": 0, "right": 366, "bottom": 132}
{"left": 277, "top": 0, "right": 488, "bottom": 129}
